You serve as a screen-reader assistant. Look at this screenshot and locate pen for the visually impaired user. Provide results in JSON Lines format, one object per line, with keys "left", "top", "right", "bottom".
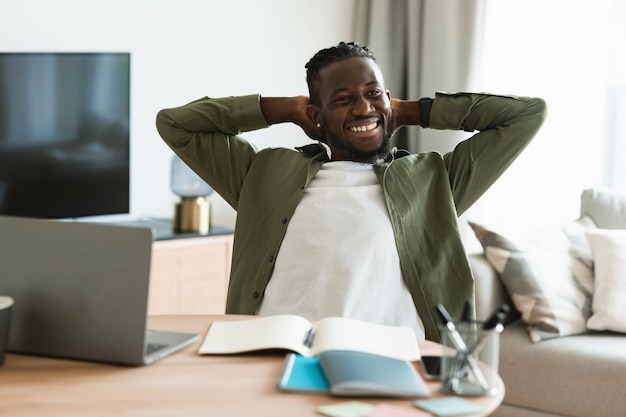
{"left": 303, "top": 328, "right": 316, "bottom": 348}
{"left": 435, "top": 304, "right": 469, "bottom": 351}
{"left": 482, "top": 304, "right": 510, "bottom": 331}
{"left": 464, "top": 304, "right": 510, "bottom": 356}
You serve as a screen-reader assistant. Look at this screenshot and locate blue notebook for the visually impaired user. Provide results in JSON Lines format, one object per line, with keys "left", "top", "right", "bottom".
{"left": 278, "top": 351, "right": 430, "bottom": 398}
{"left": 318, "top": 350, "right": 430, "bottom": 398}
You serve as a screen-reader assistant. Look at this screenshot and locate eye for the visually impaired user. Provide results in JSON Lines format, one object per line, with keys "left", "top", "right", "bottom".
{"left": 334, "top": 95, "right": 352, "bottom": 104}
{"left": 367, "top": 89, "right": 383, "bottom": 97}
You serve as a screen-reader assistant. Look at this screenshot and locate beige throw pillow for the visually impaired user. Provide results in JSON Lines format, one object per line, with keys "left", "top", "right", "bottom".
{"left": 470, "top": 218, "right": 595, "bottom": 342}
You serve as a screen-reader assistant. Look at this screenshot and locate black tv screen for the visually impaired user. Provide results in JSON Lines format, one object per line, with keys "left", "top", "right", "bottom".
{"left": 0, "top": 52, "right": 130, "bottom": 219}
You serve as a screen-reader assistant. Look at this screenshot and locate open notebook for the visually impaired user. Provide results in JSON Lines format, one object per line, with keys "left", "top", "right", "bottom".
{"left": 0, "top": 215, "right": 199, "bottom": 365}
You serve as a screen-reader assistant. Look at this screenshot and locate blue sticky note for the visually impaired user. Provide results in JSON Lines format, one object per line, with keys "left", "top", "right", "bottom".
{"left": 414, "top": 397, "right": 483, "bottom": 416}
{"left": 278, "top": 353, "right": 330, "bottom": 393}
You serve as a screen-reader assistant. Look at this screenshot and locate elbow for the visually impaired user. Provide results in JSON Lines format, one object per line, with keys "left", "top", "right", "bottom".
{"left": 155, "top": 109, "right": 174, "bottom": 142}
{"left": 522, "top": 97, "right": 549, "bottom": 139}
{"left": 530, "top": 97, "right": 549, "bottom": 126}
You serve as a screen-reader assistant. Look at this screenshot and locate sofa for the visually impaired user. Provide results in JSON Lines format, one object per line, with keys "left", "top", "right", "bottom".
{"left": 468, "top": 188, "right": 626, "bottom": 417}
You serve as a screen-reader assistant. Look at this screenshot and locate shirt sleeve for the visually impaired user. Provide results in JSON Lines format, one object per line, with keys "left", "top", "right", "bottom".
{"left": 155, "top": 94, "right": 268, "bottom": 210}
{"left": 429, "top": 92, "right": 548, "bottom": 215}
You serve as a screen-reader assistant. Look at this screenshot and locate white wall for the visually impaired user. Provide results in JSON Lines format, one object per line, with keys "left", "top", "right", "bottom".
{"left": 0, "top": 0, "right": 356, "bottom": 228}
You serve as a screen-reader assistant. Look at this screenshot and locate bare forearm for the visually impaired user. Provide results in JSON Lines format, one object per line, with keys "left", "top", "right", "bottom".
{"left": 391, "top": 99, "right": 423, "bottom": 131}
{"left": 260, "top": 96, "right": 320, "bottom": 139}
{"left": 260, "top": 96, "right": 309, "bottom": 125}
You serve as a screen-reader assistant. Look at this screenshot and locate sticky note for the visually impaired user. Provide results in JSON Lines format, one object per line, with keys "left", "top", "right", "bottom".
{"left": 316, "top": 401, "right": 376, "bottom": 417}
{"left": 414, "top": 397, "right": 483, "bottom": 416}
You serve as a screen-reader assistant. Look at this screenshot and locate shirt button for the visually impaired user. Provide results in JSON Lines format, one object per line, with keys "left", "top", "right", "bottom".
{"left": 268, "top": 255, "right": 274, "bottom": 262}
{"left": 281, "top": 217, "right": 288, "bottom": 224}
{"left": 252, "top": 291, "right": 259, "bottom": 299}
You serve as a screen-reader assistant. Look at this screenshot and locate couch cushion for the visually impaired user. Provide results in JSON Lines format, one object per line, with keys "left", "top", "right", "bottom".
{"left": 494, "top": 404, "right": 566, "bottom": 417}
{"left": 469, "top": 218, "right": 595, "bottom": 343}
{"left": 580, "top": 188, "right": 626, "bottom": 229}
{"left": 499, "top": 321, "right": 626, "bottom": 417}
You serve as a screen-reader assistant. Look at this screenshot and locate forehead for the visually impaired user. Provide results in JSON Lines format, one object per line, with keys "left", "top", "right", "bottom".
{"left": 317, "top": 57, "right": 385, "bottom": 93}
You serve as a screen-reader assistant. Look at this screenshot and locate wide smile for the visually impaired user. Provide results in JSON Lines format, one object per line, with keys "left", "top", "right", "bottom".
{"left": 347, "top": 119, "right": 381, "bottom": 136}
{"left": 349, "top": 121, "right": 378, "bottom": 133}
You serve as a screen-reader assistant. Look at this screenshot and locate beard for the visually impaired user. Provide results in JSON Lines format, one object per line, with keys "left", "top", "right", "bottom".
{"left": 341, "top": 136, "right": 392, "bottom": 163}
{"left": 326, "top": 117, "right": 395, "bottom": 164}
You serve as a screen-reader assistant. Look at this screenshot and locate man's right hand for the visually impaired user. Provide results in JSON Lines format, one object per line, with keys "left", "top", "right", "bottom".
{"left": 260, "top": 96, "right": 323, "bottom": 141}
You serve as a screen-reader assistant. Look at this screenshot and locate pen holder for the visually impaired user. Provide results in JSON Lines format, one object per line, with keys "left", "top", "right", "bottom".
{"left": 439, "top": 321, "right": 500, "bottom": 396}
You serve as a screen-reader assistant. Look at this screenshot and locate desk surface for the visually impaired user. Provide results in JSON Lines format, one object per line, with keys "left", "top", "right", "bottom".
{"left": 0, "top": 315, "right": 504, "bottom": 417}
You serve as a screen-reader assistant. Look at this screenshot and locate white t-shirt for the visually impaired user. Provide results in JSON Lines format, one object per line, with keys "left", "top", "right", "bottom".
{"left": 257, "top": 161, "right": 424, "bottom": 338}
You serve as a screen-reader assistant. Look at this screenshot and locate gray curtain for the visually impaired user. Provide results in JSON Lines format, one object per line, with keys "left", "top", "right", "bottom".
{"left": 354, "top": 0, "right": 486, "bottom": 153}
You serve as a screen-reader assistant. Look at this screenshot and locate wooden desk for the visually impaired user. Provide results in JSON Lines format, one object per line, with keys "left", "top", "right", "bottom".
{"left": 0, "top": 315, "right": 503, "bottom": 417}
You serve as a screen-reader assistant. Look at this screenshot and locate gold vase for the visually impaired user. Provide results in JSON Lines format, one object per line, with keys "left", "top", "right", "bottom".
{"left": 173, "top": 197, "right": 210, "bottom": 234}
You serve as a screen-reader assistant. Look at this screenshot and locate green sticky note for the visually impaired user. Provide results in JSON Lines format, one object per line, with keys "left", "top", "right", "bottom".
{"left": 317, "top": 401, "right": 376, "bottom": 417}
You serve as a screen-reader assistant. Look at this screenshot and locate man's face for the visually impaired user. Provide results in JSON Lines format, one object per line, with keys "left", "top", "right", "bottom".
{"left": 312, "top": 57, "right": 393, "bottom": 163}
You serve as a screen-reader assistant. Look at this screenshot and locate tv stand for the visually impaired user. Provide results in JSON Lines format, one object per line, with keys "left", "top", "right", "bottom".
{"left": 110, "top": 217, "right": 234, "bottom": 242}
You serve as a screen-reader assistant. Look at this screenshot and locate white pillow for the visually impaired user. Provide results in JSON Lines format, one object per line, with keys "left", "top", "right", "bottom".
{"left": 586, "top": 229, "right": 626, "bottom": 333}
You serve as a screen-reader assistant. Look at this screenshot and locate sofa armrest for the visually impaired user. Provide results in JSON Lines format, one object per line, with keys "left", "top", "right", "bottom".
{"left": 468, "top": 252, "right": 512, "bottom": 321}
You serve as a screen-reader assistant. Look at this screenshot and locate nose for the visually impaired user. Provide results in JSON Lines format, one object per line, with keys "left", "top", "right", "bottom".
{"left": 352, "top": 95, "right": 374, "bottom": 115}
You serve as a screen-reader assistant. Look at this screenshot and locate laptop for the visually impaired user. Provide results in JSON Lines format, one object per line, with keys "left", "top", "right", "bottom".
{"left": 0, "top": 215, "right": 200, "bottom": 366}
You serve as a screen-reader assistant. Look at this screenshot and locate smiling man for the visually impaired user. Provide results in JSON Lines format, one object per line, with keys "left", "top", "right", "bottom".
{"left": 156, "top": 42, "right": 547, "bottom": 342}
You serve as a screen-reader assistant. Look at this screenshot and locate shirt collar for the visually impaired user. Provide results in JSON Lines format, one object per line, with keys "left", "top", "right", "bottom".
{"left": 296, "top": 143, "right": 330, "bottom": 161}
{"left": 296, "top": 143, "right": 411, "bottom": 164}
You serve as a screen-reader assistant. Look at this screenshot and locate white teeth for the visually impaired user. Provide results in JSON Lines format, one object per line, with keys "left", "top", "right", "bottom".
{"left": 350, "top": 122, "right": 377, "bottom": 133}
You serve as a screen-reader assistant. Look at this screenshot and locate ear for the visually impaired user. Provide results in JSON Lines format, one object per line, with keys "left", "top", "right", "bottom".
{"left": 306, "top": 103, "right": 327, "bottom": 143}
{"left": 306, "top": 103, "right": 321, "bottom": 127}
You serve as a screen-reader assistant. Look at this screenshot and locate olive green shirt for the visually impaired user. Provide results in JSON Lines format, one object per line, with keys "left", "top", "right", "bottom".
{"left": 156, "top": 92, "right": 547, "bottom": 341}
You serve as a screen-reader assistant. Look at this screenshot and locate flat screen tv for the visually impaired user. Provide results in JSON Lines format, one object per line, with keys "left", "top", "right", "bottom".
{"left": 0, "top": 52, "right": 130, "bottom": 219}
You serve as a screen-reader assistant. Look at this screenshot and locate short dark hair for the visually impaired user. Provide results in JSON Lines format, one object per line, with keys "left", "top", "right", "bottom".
{"left": 305, "top": 41, "right": 376, "bottom": 105}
